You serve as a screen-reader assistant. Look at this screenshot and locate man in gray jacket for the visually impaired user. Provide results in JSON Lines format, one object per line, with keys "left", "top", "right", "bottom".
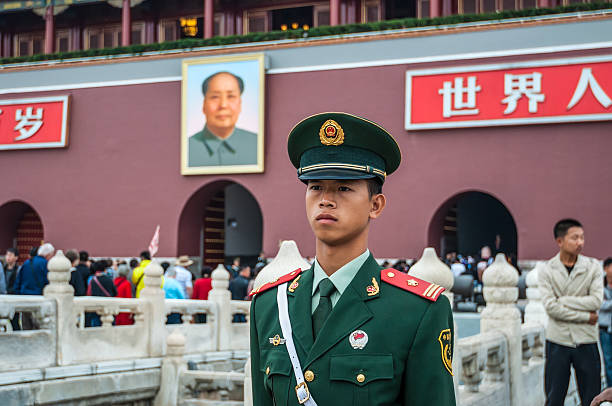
{"left": 539, "top": 219, "right": 603, "bottom": 406}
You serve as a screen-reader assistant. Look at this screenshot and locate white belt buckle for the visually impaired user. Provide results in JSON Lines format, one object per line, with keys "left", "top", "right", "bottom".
{"left": 295, "top": 382, "right": 310, "bottom": 404}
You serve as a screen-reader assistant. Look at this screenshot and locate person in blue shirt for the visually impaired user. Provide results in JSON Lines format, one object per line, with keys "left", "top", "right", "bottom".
{"left": 164, "top": 267, "right": 186, "bottom": 324}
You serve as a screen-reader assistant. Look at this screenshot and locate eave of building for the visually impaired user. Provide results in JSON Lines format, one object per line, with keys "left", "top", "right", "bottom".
{"left": 0, "top": 0, "right": 244, "bottom": 13}
{"left": 0, "top": 10, "right": 610, "bottom": 94}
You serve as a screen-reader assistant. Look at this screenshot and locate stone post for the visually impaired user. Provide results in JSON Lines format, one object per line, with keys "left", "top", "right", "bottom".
{"left": 140, "top": 261, "right": 165, "bottom": 357}
{"left": 244, "top": 357, "right": 253, "bottom": 406}
{"left": 524, "top": 262, "right": 548, "bottom": 328}
{"left": 252, "top": 240, "right": 311, "bottom": 292}
{"left": 408, "top": 247, "right": 458, "bottom": 396}
{"left": 209, "top": 263, "right": 231, "bottom": 351}
{"left": 481, "top": 253, "right": 522, "bottom": 406}
{"left": 44, "top": 250, "right": 74, "bottom": 365}
{"left": 154, "top": 330, "right": 186, "bottom": 406}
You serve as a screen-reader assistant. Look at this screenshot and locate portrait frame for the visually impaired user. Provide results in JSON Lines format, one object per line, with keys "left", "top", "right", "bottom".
{"left": 181, "top": 53, "right": 265, "bottom": 175}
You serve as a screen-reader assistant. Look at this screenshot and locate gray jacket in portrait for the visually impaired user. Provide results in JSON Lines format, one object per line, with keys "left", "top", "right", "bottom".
{"left": 188, "top": 125, "right": 257, "bottom": 167}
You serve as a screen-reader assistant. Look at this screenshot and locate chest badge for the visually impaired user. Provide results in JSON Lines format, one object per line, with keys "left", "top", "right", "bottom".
{"left": 269, "top": 334, "right": 286, "bottom": 346}
{"left": 349, "top": 330, "right": 368, "bottom": 350}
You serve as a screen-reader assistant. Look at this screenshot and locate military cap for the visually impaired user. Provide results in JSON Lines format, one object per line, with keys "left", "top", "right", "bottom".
{"left": 287, "top": 112, "right": 401, "bottom": 184}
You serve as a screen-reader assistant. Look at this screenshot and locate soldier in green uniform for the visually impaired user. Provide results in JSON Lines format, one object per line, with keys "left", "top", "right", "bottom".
{"left": 250, "top": 112, "right": 455, "bottom": 406}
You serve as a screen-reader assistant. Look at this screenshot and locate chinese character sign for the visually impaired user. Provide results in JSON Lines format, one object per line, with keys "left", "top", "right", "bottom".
{"left": 0, "top": 96, "right": 69, "bottom": 150}
{"left": 405, "top": 57, "right": 612, "bottom": 130}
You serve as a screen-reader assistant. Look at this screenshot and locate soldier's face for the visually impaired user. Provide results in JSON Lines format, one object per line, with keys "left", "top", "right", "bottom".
{"left": 305, "top": 179, "right": 385, "bottom": 246}
{"left": 203, "top": 73, "right": 242, "bottom": 135}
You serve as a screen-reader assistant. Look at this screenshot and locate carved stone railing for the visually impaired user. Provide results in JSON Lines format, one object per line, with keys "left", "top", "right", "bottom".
{"left": 0, "top": 253, "right": 252, "bottom": 372}
{"left": 229, "top": 300, "right": 251, "bottom": 351}
{"left": 66, "top": 296, "right": 152, "bottom": 364}
{"left": 165, "top": 299, "right": 218, "bottom": 354}
{"left": 520, "top": 323, "right": 545, "bottom": 406}
{"left": 0, "top": 295, "right": 56, "bottom": 372}
{"left": 73, "top": 297, "right": 147, "bottom": 329}
{"left": 456, "top": 331, "right": 509, "bottom": 405}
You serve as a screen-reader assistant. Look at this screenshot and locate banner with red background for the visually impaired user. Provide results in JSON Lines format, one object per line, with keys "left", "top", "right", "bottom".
{"left": 405, "top": 56, "right": 612, "bottom": 130}
{"left": 0, "top": 95, "right": 69, "bottom": 150}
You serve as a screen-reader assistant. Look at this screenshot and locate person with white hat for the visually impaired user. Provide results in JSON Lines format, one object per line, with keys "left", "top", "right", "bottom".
{"left": 172, "top": 255, "right": 194, "bottom": 298}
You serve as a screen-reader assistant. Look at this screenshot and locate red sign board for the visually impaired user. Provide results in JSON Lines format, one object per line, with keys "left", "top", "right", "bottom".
{"left": 0, "top": 96, "right": 70, "bottom": 150}
{"left": 405, "top": 56, "right": 612, "bottom": 130}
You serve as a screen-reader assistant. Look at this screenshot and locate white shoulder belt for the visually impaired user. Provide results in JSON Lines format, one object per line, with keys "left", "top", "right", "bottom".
{"left": 277, "top": 283, "right": 318, "bottom": 406}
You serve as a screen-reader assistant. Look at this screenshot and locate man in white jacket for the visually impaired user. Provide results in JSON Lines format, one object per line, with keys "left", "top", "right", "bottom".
{"left": 539, "top": 218, "right": 603, "bottom": 406}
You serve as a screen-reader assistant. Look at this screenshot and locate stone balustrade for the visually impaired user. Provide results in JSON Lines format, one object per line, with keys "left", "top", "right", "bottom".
{"left": 456, "top": 331, "right": 508, "bottom": 400}
{"left": 0, "top": 247, "right": 601, "bottom": 406}
{"left": 0, "top": 251, "right": 251, "bottom": 373}
{"left": 0, "top": 295, "right": 56, "bottom": 373}
{"left": 73, "top": 296, "right": 147, "bottom": 328}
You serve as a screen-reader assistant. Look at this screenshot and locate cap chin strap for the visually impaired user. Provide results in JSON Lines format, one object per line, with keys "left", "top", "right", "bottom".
{"left": 277, "top": 283, "right": 318, "bottom": 406}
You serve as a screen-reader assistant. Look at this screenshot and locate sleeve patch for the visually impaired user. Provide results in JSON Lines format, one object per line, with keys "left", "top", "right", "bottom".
{"left": 438, "top": 328, "right": 453, "bottom": 376}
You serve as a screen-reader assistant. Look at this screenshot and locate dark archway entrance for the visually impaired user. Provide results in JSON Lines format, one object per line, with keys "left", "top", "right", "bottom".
{"left": 428, "top": 191, "right": 517, "bottom": 260}
{"left": 178, "top": 181, "right": 263, "bottom": 271}
{"left": 0, "top": 201, "right": 44, "bottom": 264}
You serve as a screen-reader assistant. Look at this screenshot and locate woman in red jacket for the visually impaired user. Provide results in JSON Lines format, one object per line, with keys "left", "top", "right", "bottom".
{"left": 114, "top": 264, "right": 134, "bottom": 325}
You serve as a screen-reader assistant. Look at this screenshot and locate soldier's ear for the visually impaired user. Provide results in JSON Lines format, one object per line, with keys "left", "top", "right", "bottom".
{"left": 369, "top": 193, "right": 386, "bottom": 220}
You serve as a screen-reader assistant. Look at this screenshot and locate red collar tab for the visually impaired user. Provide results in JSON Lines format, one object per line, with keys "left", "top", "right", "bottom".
{"left": 380, "top": 268, "right": 445, "bottom": 302}
{"left": 249, "top": 268, "right": 303, "bottom": 297}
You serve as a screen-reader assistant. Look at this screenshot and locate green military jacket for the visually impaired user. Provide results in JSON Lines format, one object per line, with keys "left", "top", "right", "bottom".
{"left": 188, "top": 125, "right": 257, "bottom": 167}
{"left": 250, "top": 254, "right": 456, "bottom": 406}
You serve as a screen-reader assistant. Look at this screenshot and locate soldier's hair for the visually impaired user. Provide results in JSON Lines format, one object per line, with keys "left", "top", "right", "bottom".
{"left": 202, "top": 72, "right": 244, "bottom": 96}
{"left": 367, "top": 179, "right": 382, "bottom": 198}
{"left": 553, "top": 218, "right": 582, "bottom": 239}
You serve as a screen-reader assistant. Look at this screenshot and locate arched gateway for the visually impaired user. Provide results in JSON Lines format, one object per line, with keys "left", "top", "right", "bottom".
{"left": 0, "top": 200, "right": 44, "bottom": 264}
{"left": 177, "top": 181, "right": 263, "bottom": 270}
{"left": 428, "top": 191, "right": 518, "bottom": 260}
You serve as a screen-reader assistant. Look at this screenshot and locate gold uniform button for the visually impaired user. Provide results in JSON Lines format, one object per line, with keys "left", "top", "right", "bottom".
{"left": 304, "top": 370, "right": 315, "bottom": 382}
{"left": 356, "top": 373, "right": 365, "bottom": 383}
{"left": 265, "top": 366, "right": 270, "bottom": 375}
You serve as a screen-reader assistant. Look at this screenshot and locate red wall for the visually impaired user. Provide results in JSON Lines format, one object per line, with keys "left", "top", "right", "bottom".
{"left": 1, "top": 50, "right": 611, "bottom": 260}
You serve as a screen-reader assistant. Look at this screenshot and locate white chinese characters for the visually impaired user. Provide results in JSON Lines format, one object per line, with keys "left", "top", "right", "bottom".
{"left": 501, "top": 72, "right": 545, "bottom": 114}
{"left": 567, "top": 67, "right": 612, "bottom": 110}
{"left": 438, "top": 76, "right": 481, "bottom": 118}
{"left": 14, "top": 107, "right": 44, "bottom": 141}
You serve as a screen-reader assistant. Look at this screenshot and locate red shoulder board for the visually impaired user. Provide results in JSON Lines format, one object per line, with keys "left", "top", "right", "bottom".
{"left": 380, "top": 269, "right": 445, "bottom": 302}
{"left": 249, "top": 268, "right": 302, "bottom": 297}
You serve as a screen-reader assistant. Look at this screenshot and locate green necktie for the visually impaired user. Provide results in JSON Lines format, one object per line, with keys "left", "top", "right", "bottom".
{"left": 312, "top": 279, "right": 336, "bottom": 338}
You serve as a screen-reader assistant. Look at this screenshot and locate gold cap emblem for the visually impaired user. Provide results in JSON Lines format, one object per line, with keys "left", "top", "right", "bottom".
{"left": 319, "top": 119, "right": 344, "bottom": 146}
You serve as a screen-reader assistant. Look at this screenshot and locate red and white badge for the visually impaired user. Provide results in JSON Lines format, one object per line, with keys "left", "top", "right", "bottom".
{"left": 349, "top": 330, "right": 368, "bottom": 350}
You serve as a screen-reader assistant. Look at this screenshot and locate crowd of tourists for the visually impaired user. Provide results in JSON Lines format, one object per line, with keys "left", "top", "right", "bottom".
{"left": 0, "top": 244, "right": 267, "bottom": 329}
